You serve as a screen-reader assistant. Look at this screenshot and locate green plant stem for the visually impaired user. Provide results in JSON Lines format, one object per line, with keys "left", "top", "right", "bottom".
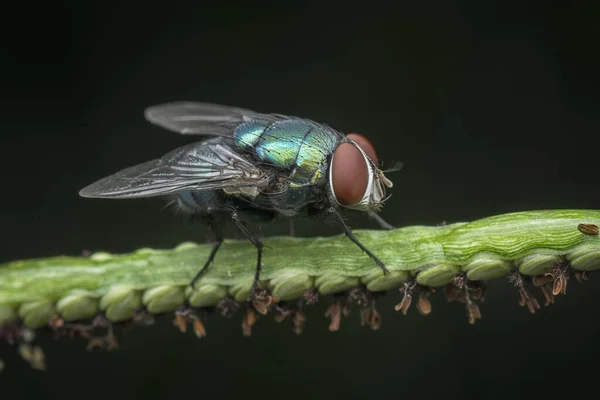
{"left": 1, "top": 209, "right": 600, "bottom": 328}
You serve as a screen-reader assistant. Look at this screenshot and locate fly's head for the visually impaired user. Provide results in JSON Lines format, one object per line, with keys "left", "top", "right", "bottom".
{"left": 328, "top": 133, "right": 396, "bottom": 213}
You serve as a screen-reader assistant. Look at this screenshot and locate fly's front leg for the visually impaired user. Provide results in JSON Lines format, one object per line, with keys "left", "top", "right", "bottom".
{"left": 231, "top": 211, "right": 264, "bottom": 300}
{"left": 190, "top": 217, "right": 224, "bottom": 288}
{"left": 367, "top": 210, "right": 395, "bottom": 230}
{"left": 333, "top": 210, "right": 389, "bottom": 274}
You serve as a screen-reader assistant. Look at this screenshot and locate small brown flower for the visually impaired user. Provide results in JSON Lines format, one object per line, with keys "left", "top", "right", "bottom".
{"left": 532, "top": 275, "right": 553, "bottom": 287}
{"left": 466, "top": 303, "right": 481, "bottom": 325}
{"left": 242, "top": 308, "right": 257, "bottom": 337}
{"left": 292, "top": 310, "right": 306, "bottom": 335}
{"left": 174, "top": 313, "right": 187, "bottom": 334}
{"left": 417, "top": 294, "right": 432, "bottom": 316}
{"left": 325, "top": 302, "right": 342, "bottom": 332}
{"left": 395, "top": 293, "right": 412, "bottom": 315}
{"left": 539, "top": 284, "right": 555, "bottom": 306}
{"left": 252, "top": 289, "right": 279, "bottom": 315}
{"left": 192, "top": 319, "right": 207, "bottom": 338}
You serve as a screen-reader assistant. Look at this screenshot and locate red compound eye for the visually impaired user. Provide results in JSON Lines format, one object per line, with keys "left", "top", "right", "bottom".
{"left": 345, "top": 133, "right": 379, "bottom": 166}
{"left": 330, "top": 133, "right": 379, "bottom": 207}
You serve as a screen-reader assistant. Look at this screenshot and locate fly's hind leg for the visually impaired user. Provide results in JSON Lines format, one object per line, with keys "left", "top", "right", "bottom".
{"left": 333, "top": 210, "right": 389, "bottom": 274}
{"left": 190, "top": 217, "right": 224, "bottom": 288}
{"left": 230, "top": 211, "right": 264, "bottom": 300}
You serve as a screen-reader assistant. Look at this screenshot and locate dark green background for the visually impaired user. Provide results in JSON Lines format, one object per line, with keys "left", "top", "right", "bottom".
{"left": 2, "top": 1, "right": 599, "bottom": 399}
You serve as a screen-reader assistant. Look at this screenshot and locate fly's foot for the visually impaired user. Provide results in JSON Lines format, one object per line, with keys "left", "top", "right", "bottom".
{"left": 381, "top": 265, "right": 390, "bottom": 275}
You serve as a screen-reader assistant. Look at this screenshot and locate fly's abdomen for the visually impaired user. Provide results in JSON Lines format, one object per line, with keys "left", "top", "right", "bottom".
{"left": 176, "top": 191, "right": 221, "bottom": 215}
{"left": 234, "top": 119, "right": 339, "bottom": 183}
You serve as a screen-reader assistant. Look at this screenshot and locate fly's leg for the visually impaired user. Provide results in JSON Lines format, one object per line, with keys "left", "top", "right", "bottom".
{"left": 190, "top": 218, "right": 224, "bottom": 288}
{"left": 367, "top": 210, "right": 395, "bottom": 230}
{"left": 231, "top": 211, "right": 264, "bottom": 300}
{"left": 334, "top": 210, "right": 389, "bottom": 274}
{"left": 289, "top": 219, "right": 296, "bottom": 237}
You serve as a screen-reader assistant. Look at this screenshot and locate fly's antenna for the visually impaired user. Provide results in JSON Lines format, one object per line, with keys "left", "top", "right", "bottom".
{"left": 382, "top": 161, "right": 404, "bottom": 174}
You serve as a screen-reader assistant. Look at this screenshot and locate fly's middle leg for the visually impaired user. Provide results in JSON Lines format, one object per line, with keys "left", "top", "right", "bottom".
{"left": 231, "top": 211, "right": 264, "bottom": 300}
{"left": 333, "top": 210, "right": 389, "bottom": 274}
{"left": 190, "top": 217, "right": 224, "bottom": 288}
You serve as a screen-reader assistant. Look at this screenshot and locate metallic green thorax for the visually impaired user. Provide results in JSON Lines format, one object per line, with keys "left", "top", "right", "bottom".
{"left": 234, "top": 119, "right": 339, "bottom": 184}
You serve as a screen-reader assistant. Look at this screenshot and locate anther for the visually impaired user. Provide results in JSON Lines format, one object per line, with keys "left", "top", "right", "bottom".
{"left": 574, "top": 270, "right": 591, "bottom": 283}
{"left": 508, "top": 271, "right": 540, "bottom": 314}
{"left": 417, "top": 290, "right": 432, "bottom": 316}
{"left": 252, "top": 288, "right": 279, "bottom": 315}
{"left": 395, "top": 279, "right": 417, "bottom": 315}
{"left": 360, "top": 306, "right": 382, "bottom": 330}
{"left": 325, "top": 302, "right": 342, "bottom": 332}
{"left": 242, "top": 308, "right": 257, "bottom": 336}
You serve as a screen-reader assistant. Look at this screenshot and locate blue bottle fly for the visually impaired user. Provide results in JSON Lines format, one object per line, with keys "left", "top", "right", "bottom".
{"left": 79, "top": 102, "right": 400, "bottom": 301}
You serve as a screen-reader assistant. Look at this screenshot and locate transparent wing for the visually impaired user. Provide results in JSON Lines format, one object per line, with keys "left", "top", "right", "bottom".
{"left": 144, "top": 101, "right": 262, "bottom": 136}
{"left": 143, "top": 101, "right": 295, "bottom": 136}
{"left": 79, "top": 139, "right": 269, "bottom": 199}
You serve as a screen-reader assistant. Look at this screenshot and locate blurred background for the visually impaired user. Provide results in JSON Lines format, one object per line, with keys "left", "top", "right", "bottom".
{"left": 1, "top": 1, "right": 599, "bottom": 399}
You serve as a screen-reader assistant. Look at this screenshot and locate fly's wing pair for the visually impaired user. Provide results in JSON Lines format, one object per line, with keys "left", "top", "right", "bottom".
{"left": 79, "top": 102, "right": 274, "bottom": 199}
{"left": 144, "top": 102, "right": 261, "bottom": 136}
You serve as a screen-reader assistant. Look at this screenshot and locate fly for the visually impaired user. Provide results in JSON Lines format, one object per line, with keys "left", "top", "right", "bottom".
{"left": 79, "top": 102, "right": 401, "bottom": 300}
